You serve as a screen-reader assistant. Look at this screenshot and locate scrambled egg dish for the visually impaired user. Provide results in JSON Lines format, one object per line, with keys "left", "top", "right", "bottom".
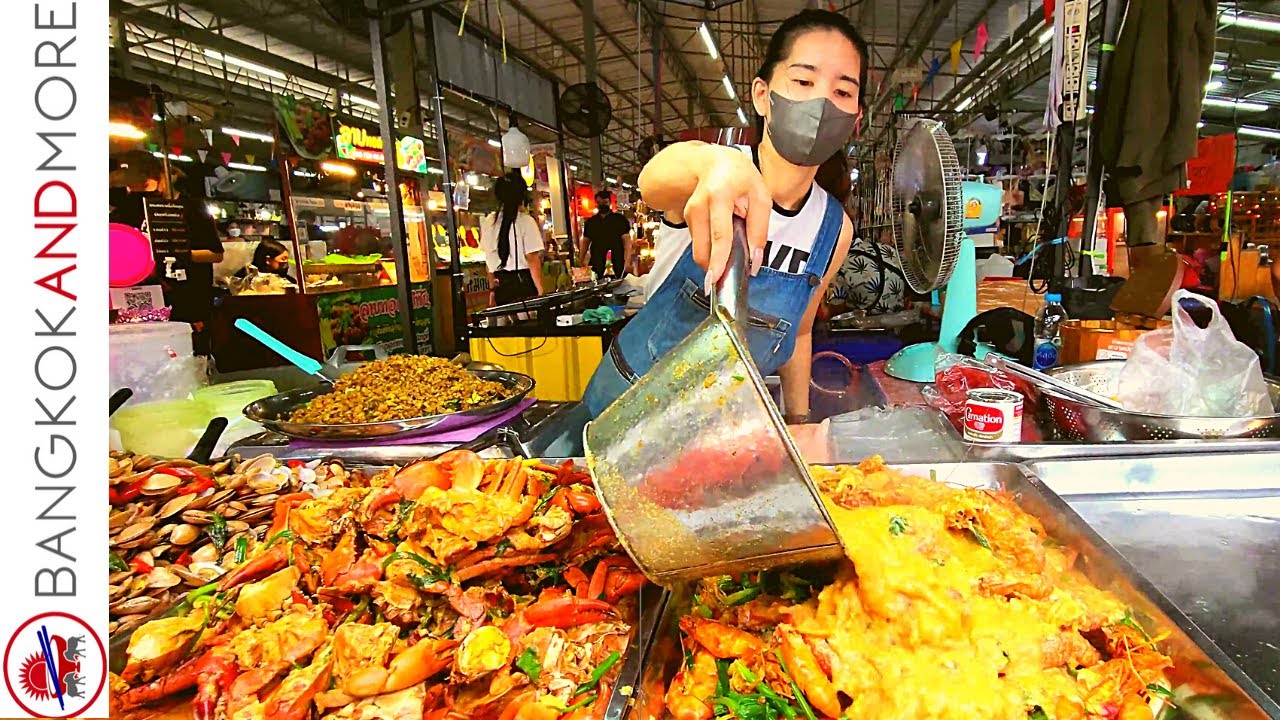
{"left": 665, "top": 458, "right": 1172, "bottom": 720}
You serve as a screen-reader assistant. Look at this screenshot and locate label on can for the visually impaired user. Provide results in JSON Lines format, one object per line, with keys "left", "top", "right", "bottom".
{"left": 964, "top": 389, "right": 1024, "bottom": 443}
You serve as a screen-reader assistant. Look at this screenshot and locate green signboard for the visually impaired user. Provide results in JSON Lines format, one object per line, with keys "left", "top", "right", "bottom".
{"left": 316, "top": 282, "right": 432, "bottom": 355}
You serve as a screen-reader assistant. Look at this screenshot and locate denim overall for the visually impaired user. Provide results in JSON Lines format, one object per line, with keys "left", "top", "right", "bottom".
{"left": 583, "top": 191, "right": 845, "bottom": 417}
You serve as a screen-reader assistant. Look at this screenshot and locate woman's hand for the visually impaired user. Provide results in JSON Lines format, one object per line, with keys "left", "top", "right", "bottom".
{"left": 639, "top": 142, "right": 772, "bottom": 292}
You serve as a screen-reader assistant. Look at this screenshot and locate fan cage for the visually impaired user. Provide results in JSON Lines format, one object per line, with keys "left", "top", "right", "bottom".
{"left": 890, "top": 119, "right": 964, "bottom": 293}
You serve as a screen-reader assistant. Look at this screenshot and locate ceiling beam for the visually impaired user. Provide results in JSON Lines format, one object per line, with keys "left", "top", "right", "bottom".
{"left": 867, "top": 0, "right": 959, "bottom": 130}
{"left": 629, "top": 0, "right": 724, "bottom": 126}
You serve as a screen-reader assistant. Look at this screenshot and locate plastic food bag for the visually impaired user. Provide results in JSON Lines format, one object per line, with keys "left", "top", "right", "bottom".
{"left": 922, "top": 353, "right": 1043, "bottom": 442}
{"left": 1117, "top": 290, "right": 1273, "bottom": 417}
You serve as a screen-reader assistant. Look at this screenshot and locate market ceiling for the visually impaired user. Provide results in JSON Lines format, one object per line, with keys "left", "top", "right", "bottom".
{"left": 111, "top": 0, "right": 1280, "bottom": 179}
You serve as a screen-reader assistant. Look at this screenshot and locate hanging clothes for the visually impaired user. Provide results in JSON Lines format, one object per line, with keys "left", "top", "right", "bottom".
{"left": 1097, "top": 0, "right": 1217, "bottom": 212}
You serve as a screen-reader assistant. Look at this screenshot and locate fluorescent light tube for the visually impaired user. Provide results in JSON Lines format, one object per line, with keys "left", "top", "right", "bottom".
{"left": 722, "top": 75, "right": 736, "bottom": 99}
{"left": 698, "top": 23, "right": 719, "bottom": 60}
{"left": 222, "top": 127, "right": 274, "bottom": 143}
{"left": 203, "top": 49, "right": 286, "bottom": 80}
{"left": 1202, "top": 97, "right": 1268, "bottom": 111}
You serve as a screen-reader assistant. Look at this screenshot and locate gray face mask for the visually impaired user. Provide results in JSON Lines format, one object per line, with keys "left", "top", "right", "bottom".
{"left": 765, "top": 91, "right": 858, "bottom": 167}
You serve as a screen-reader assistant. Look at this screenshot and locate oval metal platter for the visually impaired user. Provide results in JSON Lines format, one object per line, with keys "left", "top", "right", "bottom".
{"left": 242, "top": 369, "right": 535, "bottom": 440}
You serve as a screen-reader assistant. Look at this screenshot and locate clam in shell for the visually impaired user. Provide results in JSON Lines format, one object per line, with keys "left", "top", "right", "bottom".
{"left": 169, "top": 524, "right": 201, "bottom": 546}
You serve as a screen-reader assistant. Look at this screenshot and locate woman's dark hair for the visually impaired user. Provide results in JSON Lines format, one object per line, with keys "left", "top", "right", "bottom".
{"left": 493, "top": 170, "right": 529, "bottom": 268}
{"left": 252, "top": 238, "right": 289, "bottom": 272}
{"left": 755, "top": 9, "right": 869, "bottom": 204}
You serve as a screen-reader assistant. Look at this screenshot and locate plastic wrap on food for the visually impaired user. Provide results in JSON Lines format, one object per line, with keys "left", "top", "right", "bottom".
{"left": 923, "top": 353, "right": 1042, "bottom": 442}
{"left": 826, "top": 406, "right": 967, "bottom": 463}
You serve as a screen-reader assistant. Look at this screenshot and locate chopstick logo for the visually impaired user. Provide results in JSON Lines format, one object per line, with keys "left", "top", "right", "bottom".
{"left": 3, "top": 612, "right": 104, "bottom": 718}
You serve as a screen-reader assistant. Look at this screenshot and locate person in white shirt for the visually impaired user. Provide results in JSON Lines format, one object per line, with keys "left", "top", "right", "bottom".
{"left": 481, "top": 171, "right": 545, "bottom": 305}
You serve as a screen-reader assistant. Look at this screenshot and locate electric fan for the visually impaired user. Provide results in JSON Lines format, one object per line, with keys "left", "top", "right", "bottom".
{"left": 884, "top": 119, "right": 1003, "bottom": 382}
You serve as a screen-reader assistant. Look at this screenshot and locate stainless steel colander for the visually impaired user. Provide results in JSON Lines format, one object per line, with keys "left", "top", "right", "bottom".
{"left": 1044, "top": 360, "right": 1280, "bottom": 441}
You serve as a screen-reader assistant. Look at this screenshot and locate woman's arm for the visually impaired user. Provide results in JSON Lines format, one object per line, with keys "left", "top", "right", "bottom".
{"left": 525, "top": 251, "right": 544, "bottom": 295}
{"left": 638, "top": 141, "right": 772, "bottom": 288}
{"left": 777, "top": 216, "right": 853, "bottom": 423}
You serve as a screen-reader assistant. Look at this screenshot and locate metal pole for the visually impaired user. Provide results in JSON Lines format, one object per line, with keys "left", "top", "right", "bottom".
{"left": 1078, "top": 0, "right": 1126, "bottom": 276}
{"left": 153, "top": 85, "right": 173, "bottom": 199}
{"left": 552, "top": 81, "right": 577, "bottom": 267}
{"left": 368, "top": 2, "right": 419, "bottom": 354}
{"left": 651, "top": 17, "right": 661, "bottom": 138}
{"left": 583, "top": 0, "right": 604, "bottom": 185}
{"left": 418, "top": 9, "right": 468, "bottom": 351}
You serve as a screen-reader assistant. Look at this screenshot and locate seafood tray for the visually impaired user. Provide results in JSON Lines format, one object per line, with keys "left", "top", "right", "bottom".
{"left": 631, "top": 462, "right": 1279, "bottom": 719}
{"left": 110, "top": 450, "right": 668, "bottom": 720}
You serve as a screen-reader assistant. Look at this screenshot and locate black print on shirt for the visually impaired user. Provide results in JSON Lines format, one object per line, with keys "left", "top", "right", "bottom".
{"left": 763, "top": 240, "right": 811, "bottom": 274}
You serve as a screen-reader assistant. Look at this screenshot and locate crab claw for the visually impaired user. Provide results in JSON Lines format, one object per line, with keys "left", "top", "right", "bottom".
{"left": 392, "top": 458, "right": 453, "bottom": 499}
{"left": 523, "top": 595, "right": 615, "bottom": 628}
{"left": 218, "top": 543, "right": 289, "bottom": 591}
{"left": 192, "top": 650, "right": 238, "bottom": 720}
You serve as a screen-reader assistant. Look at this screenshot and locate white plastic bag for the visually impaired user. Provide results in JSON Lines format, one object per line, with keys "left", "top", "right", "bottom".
{"left": 1116, "top": 290, "right": 1273, "bottom": 417}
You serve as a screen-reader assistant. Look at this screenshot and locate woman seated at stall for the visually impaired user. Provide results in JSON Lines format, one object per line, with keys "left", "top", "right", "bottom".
{"left": 238, "top": 238, "right": 292, "bottom": 278}
{"left": 481, "top": 170, "right": 545, "bottom": 306}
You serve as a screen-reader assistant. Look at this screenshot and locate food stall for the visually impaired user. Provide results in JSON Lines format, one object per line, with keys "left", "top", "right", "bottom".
{"left": 206, "top": 118, "right": 437, "bottom": 372}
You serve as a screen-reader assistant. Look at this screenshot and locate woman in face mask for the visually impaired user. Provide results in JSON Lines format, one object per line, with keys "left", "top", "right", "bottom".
{"left": 581, "top": 9, "right": 866, "bottom": 425}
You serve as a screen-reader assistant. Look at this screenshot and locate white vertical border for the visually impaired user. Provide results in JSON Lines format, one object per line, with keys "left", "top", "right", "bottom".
{"left": 0, "top": 0, "right": 108, "bottom": 717}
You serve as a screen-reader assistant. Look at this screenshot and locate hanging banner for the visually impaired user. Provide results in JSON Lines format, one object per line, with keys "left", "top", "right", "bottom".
{"left": 950, "top": 39, "right": 963, "bottom": 76}
{"left": 273, "top": 93, "right": 334, "bottom": 159}
{"left": 334, "top": 124, "right": 428, "bottom": 174}
{"left": 1178, "top": 133, "right": 1236, "bottom": 196}
{"left": 315, "top": 282, "right": 433, "bottom": 355}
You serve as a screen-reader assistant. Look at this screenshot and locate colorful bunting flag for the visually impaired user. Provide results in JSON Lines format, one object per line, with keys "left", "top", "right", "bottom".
{"left": 230, "top": 134, "right": 241, "bottom": 147}
{"left": 201, "top": 129, "right": 213, "bottom": 146}
{"left": 950, "top": 39, "right": 963, "bottom": 76}
{"left": 197, "top": 149, "right": 208, "bottom": 162}
{"left": 245, "top": 154, "right": 256, "bottom": 165}
{"left": 975, "top": 22, "right": 989, "bottom": 60}
{"left": 221, "top": 152, "right": 232, "bottom": 165}
{"left": 894, "top": 93, "right": 906, "bottom": 111}
{"left": 171, "top": 146, "right": 182, "bottom": 157}
{"left": 925, "top": 57, "right": 941, "bottom": 86}
{"left": 1044, "top": 0, "right": 1055, "bottom": 23}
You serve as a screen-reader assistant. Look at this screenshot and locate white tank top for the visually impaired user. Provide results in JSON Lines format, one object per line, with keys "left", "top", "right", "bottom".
{"left": 645, "top": 181, "right": 831, "bottom": 297}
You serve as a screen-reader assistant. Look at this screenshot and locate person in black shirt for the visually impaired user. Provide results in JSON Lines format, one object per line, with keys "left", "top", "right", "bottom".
{"left": 581, "top": 190, "right": 631, "bottom": 279}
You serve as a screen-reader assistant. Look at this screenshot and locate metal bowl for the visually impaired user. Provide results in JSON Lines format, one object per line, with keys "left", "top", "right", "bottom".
{"left": 1044, "top": 361, "right": 1280, "bottom": 441}
{"left": 242, "top": 369, "right": 535, "bottom": 440}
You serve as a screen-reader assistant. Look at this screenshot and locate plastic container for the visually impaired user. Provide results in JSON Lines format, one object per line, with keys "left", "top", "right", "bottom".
{"left": 195, "top": 380, "right": 278, "bottom": 456}
{"left": 112, "top": 398, "right": 213, "bottom": 458}
{"left": 109, "top": 322, "right": 202, "bottom": 403}
{"left": 194, "top": 380, "right": 277, "bottom": 419}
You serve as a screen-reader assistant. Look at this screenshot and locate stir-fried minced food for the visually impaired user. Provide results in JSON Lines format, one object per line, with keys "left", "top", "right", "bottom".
{"left": 290, "top": 355, "right": 513, "bottom": 424}
{"left": 665, "top": 457, "right": 1174, "bottom": 720}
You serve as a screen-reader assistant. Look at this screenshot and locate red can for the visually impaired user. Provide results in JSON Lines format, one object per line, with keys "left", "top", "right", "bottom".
{"left": 964, "top": 389, "right": 1024, "bottom": 443}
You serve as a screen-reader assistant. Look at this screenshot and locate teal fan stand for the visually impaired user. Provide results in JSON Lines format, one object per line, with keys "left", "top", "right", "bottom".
{"left": 884, "top": 119, "right": 1003, "bottom": 382}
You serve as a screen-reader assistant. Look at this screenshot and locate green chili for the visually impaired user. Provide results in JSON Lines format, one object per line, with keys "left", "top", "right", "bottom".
{"left": 515, "top": 648, "right": 542, "bottom": 683}
{"left": 234, "top": 537, "right": 249, "bottom": 564}
{"left": 573, "top": 651, "right": 621, "bottom": 697}
{"left": 109, "top": 552, "right": 128, "bottom": 573}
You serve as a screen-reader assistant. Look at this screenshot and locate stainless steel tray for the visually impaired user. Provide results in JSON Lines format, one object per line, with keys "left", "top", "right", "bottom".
{"left": 965, "top": 437, "right": 1280, "bottom": 461}
{"left": 631, "top": 462, "right": 1279, "bottom": 718}
{"left": 241, "top": 369, "right": 534, "bottom": 440}
{"left": 1026, "top": 452, "right": 1280, "bottom": 708}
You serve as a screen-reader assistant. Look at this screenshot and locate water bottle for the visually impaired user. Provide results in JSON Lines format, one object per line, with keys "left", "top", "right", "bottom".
{"left": 1033, "top": 293, "right": 1068, "bottom": 370}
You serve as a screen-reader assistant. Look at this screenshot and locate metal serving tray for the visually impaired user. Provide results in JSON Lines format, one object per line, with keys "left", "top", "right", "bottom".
{"left": 241, "top": 369, "right": 534, "bottom": 440}
{"left": 1027, "top": 452, "right": 1280, "bottom": 708}
{"left": 109, "top": 449, "right": 664, "bottom": 720}
{"left": 629, "top": 462, "right": 1279, "bottom": 719}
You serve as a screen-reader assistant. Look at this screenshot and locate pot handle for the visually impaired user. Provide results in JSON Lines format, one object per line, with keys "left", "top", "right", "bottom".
{"left": 710, "top": 215, "right": 750, "bottom": 338}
